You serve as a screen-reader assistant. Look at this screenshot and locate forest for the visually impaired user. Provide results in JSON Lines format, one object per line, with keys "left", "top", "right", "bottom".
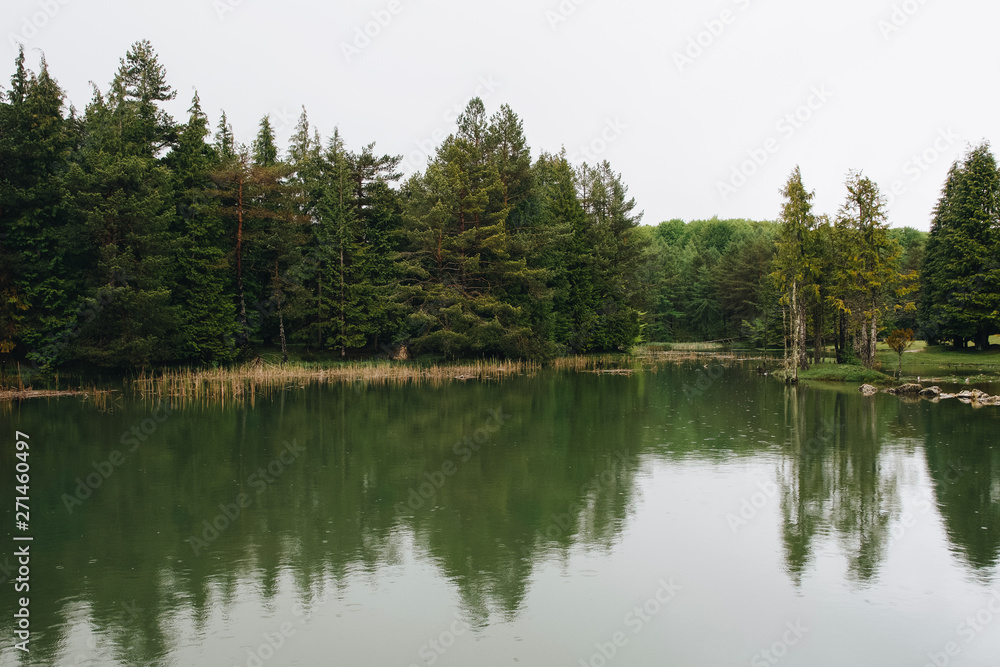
{"left": 1, "top": 41, "right": 997, "bottom": 374}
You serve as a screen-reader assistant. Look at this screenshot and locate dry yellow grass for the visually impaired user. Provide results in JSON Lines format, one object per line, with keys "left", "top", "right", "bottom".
{"left": 129, "top": 358, "right": 540, "bottom": 403}
{"left": 2, "top": 348, "right": 771, "bottom": 405}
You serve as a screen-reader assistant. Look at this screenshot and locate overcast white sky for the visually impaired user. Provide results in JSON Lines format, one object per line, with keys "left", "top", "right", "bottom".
{"left": 4, "top": 0, "right": 997, "bottom": 230}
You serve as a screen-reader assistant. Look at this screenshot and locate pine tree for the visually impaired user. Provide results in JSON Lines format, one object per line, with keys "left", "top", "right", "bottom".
{"left": 65, "top": 60, "right": 179, "bottom": 367}
{"left": 396, "top": 99, "right": 547, "bottom": 358}
{"left": 318, "top": 129, "right": 364, "bottom": 355}
{"left": 215, "top": 110, "right": 236, "bottom": 161}
{"left": 832, "top": 171, "right": 905, "bottom": 367}
{"left": 485, "top": 106, "right": 554, "bottom": 354}
{"left": 247, "top": 117, "right": 306, "bottom": 362}
{"left": 164, "top": 92, "right": 238, "bottom": 364}
{"left": 526, "top": 151, "right": 576, "bottom": 350}
{"left": 773, "top": 167, "right": 819, "bottom": 379}
{"left": 0, "top": 48, "right": 78, "bottom": 368}
{"left": 110, "top": 39, "right": 176, "bottom": 156}
{"left": 252, "top": 115, "right": 279, "bottom": 166}
{"left": 575, "top": 161, "right": 647, "bottom": 351}
{"left": 210, "top": 140, "right": 301, "bottom": 358}
{"left": 919, "top": 143, "right": 1000, "bottom": 349}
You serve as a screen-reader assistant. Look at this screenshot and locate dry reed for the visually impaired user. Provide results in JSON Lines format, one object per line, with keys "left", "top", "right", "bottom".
{"left": 129, "top": 358, "right": 540, "bottom": 404}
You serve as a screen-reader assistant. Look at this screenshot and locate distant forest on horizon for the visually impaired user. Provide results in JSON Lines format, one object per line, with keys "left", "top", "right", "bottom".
{"left": 2, "top": 41, "right": 998, "bottom": 375}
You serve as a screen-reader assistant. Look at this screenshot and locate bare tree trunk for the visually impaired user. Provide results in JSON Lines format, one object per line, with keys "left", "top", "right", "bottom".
{"left": 788, "top": 281, "right": 801, "bottom": 381}
{"left": 783, "top": 301, "right": 790, "bottom": 379}
{"left": 278, "top": 303, "right": 288, "bottom": 363}
{"left": 867, "top": 311, "right": 877, "bottom": 368}
{"left": 812, "top": 304, "right": 823, "bottom": 365}
{"left": 836, "top": 309, "right": 847, "bottom": 364}
{"left": 798, "top": 303, "right": 808, "bottom": 371}
{"left": 275, "top": 260, "right": 288, "bottom": 364}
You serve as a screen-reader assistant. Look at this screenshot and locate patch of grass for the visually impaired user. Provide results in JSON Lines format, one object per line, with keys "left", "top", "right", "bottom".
{"left": 798, "top": 363, "right": 892, "bottom": 384}
{"left": 662, "top": 341, "right": 728, "bottom": 352}
{"left": 876, "top": 339, "right": 1000, "bottom": 373}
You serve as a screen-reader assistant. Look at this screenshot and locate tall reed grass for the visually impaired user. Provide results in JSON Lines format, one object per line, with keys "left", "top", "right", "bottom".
{"left": 129, "top": 358, "right": 540, "bottom": 404}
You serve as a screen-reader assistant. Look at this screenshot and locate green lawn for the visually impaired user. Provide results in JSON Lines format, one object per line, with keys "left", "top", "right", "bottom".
{"left": 876, "top": 335, "right": 1000, "bottom": 371}
{"left": 797, "top": 363, "right": 892, "bottom": 384}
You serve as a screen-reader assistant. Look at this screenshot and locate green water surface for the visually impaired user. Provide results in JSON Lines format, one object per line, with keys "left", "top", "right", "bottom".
{"left": 1, "top": 363, "right": 999, "bottom": 666}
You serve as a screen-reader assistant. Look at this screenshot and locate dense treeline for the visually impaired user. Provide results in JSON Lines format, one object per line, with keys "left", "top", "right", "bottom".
{"left": 670, "top": 143, "right": 996, "bottom": 380}
{"left": 638, "top": 215, "right": 925, "bottom": 355}
{"left": 2, "top": 42, "right": 996, "bottom": 375}
{"left": 0, "top": 42, "right": 646, "bottom": 370}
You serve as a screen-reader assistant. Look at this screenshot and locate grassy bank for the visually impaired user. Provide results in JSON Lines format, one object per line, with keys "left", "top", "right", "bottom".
{"left": 797, "top": 363, "right": 892, "bottom": 384}
{"left": 876, "top": 339, "right": 1000, "bottom": 370}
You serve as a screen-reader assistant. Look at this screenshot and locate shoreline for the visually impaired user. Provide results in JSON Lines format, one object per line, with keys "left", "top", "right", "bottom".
{"left": 4, "top": 347, "right": 999, "bottom": 402}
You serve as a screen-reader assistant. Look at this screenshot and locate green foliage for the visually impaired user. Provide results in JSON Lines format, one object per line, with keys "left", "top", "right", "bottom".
{"left": 0, "top": 48, "right": 80, "bottom": 365}
{"left": 3, "top": 41, "right": 983, "bottom": 372}
{"left": 886, "top": 327, "right": 914, "bottom": 379}
{"left": 641, "top": 218, "right": 779, "bottom": 345}
{"left": 830, "top": 170, "right": 910, "bottom": 368}
{"left": 164, "top": 93, "right": 238, "bottom": 364}
{"left": 920, "top": 142, "right": 1000, "bottom": 350}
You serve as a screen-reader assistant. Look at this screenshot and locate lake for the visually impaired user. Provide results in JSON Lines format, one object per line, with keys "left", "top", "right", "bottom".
{"left": 2, "top": 359, "right": 999, "bottom": 666}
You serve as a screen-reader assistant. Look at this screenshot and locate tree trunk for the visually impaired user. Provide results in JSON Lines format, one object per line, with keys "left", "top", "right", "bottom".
{"left": 783, "top": 302, "right": 789, "bottom": 378}
{"left": 812, "top": 304, "right": 823, "bottom": 365}
{"left": 836, "top": 309, "right": 847, "bottom": 364}
{"left": 278, "top": 303, "right": 288, "bottom": 363}
{"left": 867, "top": 311, "right": 877, "bottom": 368}
{"left": 339, "top": 243, "right": 345, "bottom": 358}
{"left": 275, "top": 260, "right": 288, "bottom": 363}
{"left": 798, "top": 303, "right": 809, "bottom": 370}
{"left": 236, "top": 172, "right": 248, "bottom": 344}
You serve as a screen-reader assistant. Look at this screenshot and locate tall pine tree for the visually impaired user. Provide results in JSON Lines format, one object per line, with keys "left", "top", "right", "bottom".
{"left": 920, "top": 143, "right": 1000, "bottom": 349}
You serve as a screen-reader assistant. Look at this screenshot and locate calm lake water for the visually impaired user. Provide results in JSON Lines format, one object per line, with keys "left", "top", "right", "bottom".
{"left": 2, "top": 361, "right": 999, "bottom": 666}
